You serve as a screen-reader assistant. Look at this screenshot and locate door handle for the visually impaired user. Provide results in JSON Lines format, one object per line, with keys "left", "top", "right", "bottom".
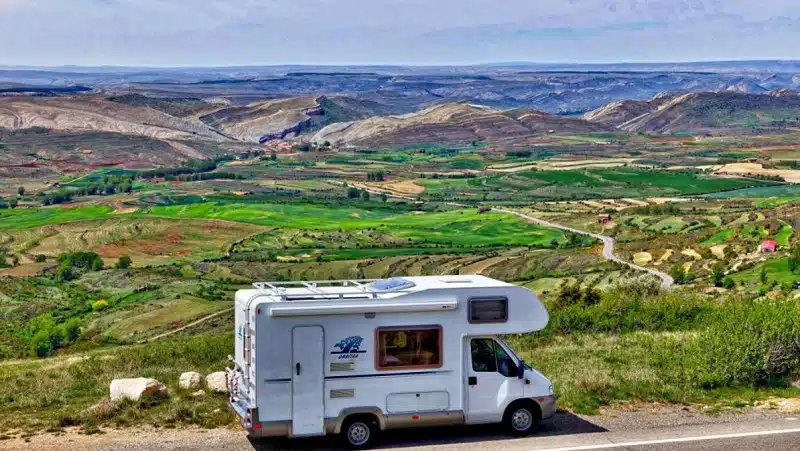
{"left": 468, "top": 376, "right": 477, "bottom": 386}
{"left": 296, "top": 363, "right": 301, "bottom": 376}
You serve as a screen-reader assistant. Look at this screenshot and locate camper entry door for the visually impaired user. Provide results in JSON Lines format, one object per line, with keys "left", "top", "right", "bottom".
{"left": 291, "top": 326, "right": 325, "bottom": 437}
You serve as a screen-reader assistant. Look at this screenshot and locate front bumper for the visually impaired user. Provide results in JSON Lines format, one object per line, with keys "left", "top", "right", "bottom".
{"left": 536, "top": 394, "right": 557, "bottom": 420}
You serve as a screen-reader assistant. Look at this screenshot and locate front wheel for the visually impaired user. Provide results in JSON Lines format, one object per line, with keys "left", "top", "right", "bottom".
{"left": 341, "top": 416, "right": 379, "bottom": 449}
{"left": 503, "top": 403, "right": 539, "bottom": 436}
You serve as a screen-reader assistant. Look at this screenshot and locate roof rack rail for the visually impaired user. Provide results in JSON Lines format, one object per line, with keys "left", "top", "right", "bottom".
{"left": 252, "top": 279, "right": 412, "bottom": 300}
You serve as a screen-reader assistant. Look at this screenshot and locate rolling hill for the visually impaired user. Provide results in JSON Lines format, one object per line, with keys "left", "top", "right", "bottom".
{"left": 0, "top": 96, "right": 224, "bottom": 141}
{"left": 585, "top": 89, "right": 800, "bottom": 133}
{"left": 311, "top": 103, "right": 611, "bottom": 146}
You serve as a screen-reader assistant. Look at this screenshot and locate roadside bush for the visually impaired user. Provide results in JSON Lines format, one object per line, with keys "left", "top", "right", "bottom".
{"left": 544, "top": 285, "right": 714, "bottom": 336}
{"left": 688, "top": 298, "right": 800, "bottom": 389}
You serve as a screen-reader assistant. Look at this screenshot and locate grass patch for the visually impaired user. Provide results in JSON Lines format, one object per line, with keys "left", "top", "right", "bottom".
{"left": 701, "top": 229, "right": 734, "bottom": 247}
{"left": 731, "top": 258, "right": 799, "bottom": 285}
{"left": 775, "top": 222, "right": 794, "bottom": 247}
{"left": 0, "top": 333, "right": 234, "bottom": 432}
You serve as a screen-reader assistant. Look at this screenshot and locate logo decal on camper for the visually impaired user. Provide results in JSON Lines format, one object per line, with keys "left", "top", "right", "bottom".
{"left": 331, "top": 336, "right": 367, "bottom": 359}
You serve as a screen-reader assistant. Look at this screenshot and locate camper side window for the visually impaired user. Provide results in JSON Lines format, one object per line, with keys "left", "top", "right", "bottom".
{"left": 468, "top": 298, "right": 508, "bottom": 324}
{"left": 376, "top": 326, "right": 442, "bottom": 370}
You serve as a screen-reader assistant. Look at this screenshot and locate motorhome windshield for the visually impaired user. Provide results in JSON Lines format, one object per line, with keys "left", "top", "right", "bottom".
{"left": 499, "top": 339, "right": 531, "bottom": 370}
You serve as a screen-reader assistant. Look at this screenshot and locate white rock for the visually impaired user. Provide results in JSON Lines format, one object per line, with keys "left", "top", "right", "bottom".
{"left": 206, "top": 371, "right": 228, "bottom": 393}
{"left": 191, "top": 390, "right": 206, "bottom": 397}
{"left": 179, "top": 372, "right": 203, "bottom": 390}
{"left": 110, "top": 378, "right": 168, "bottom": 402}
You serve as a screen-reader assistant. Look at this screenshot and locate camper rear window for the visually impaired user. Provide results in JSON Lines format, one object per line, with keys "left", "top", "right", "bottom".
{"left": 468, "top": 298, "right": 508, "bottom": 324}
{"left": 376, "top": 326, "right": 442, "bottom": 370}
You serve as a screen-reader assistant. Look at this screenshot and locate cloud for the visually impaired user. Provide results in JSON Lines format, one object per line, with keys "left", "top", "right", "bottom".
{"left": 0, "top": 0, "right": 799, "bottom": 65}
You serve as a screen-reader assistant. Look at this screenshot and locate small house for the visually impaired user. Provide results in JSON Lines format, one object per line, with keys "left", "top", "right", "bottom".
{"left": 761, "top": 240, "right": 777, "bottom": 253}
{"left": 598, "top": 214, "right": 612, "bottom": 224}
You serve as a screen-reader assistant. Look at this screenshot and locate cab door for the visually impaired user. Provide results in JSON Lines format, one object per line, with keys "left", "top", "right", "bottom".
{"left": 465, "top": 337, "right": 525, "bottom": 424}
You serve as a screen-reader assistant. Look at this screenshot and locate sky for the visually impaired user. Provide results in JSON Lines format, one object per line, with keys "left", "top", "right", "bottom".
{"left": 1, "top": 0, "right": 799, "bottom": 66}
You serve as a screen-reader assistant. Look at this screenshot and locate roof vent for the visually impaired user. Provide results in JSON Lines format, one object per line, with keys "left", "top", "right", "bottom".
{"left": 368, "top": 277, "right": 415, "bottom": 292}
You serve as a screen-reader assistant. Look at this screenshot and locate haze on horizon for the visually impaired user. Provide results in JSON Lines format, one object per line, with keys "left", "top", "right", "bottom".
{"left": 1, "top": 0, "right": 799, "bottom": 67}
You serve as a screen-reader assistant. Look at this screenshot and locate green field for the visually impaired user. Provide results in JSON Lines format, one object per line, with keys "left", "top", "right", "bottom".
{"left": 731, "top": 258, "right": 799, "bottom": 285}
{"left": 707, "top": 184, "right": 800, "bottom": 199}
{"left": 775, "top": 222, "right": 794, "bottom": 247}
{"left": 0, "top": 202, "right": 566, "bottom": 249}
{"left": 420, "top": 169, "right": 778, "bottom": 202}
{"left": 147, "top": 204, "right": 565, "bottom": 247}
{"left": 0, "top": 205, "right": 114, "bottom": 231}
{"left": 701, "top": 228, "right": 734, "bottom": 246}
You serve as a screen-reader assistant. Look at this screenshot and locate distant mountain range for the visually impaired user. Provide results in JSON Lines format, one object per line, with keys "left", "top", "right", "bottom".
{"left": 2, "top": 61, "right": 800, "bottom": 114}
{"left": 2, "top": 63, "right": 800, "bottom": 171}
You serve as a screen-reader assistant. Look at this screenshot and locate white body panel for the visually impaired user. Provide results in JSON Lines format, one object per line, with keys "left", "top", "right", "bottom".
{"left": 229, "top": 275, "right": 555, "bottom": 438}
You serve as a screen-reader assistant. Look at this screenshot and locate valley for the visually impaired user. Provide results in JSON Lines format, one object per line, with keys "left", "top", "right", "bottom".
{"left": 0, "top": 65, "right": 799, "bottom": 440}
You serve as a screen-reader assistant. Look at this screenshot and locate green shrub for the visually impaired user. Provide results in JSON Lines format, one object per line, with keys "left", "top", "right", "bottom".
{"left": 92, "top": 300, "right": 109, "bottom": 312}
{"left": 30, "top": 331, "right": 54, "bottom": 357}
{"left": 688, "top": 298, "right": 800, "bottom": 389}
{"left": 544, "top": 284, "right": 714, "bottom": 336}
{"left": 116, "top": 256, "right": 132, "bottom": 269}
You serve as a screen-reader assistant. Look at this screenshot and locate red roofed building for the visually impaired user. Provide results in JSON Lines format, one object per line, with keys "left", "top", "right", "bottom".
{"left": 761, "top": 240, "right": 777, "bottom": 253}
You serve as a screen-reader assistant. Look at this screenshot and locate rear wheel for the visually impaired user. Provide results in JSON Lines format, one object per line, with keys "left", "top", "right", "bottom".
{"left": 341, "top": 415, "right": 379, "bottom": 449}
{"left": 503, "top": 401, "right": 540, "bottom": 436}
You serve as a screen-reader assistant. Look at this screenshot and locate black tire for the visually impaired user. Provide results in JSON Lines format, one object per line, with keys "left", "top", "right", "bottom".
{"left": 503, "top": 401, "right": 540, "bottom": 436}
{"left": 341, "top": 415, "right": 379, "bottom": 450}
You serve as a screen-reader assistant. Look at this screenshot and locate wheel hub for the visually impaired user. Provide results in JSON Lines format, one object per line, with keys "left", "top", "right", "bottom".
{"left": 512, "top": 408, "right": 533, "bottom": 431}
{"left": 348, "top": 422, "right": 370, "bottom": 445}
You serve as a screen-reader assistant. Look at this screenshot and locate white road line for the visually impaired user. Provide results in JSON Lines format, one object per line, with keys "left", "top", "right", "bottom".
{"left": 540, "top": 427, "right": 800, "bottom": 451}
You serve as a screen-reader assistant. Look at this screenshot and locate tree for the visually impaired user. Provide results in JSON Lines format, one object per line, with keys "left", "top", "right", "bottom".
{"left": 30, "top": 331, "right": 54, "bottom": 357}
{"left": 669, "top": 264, "right": 686, "bottom": 285}
{"left": 581, "top": 285, "right": 601, "bottom": 306}
{"left": 711, "top": 263, "right": 726, "bottom": 287}
{"left": 722, "top": 277, "right": 736, "bottom": 289}
{"left": 360, "top": 189, "right": 370, "bottom": 201}
{"left": 8, "top": 198, "right": 17, "bottom": 208}
{"left": 17, "top": 186, "right": 24, "bottom": 196}
{"left": 347, "top": 187, "right": 360, "bottom": 199}
{"left": 789, "top": 244, "right": 800, "bottom": 274}
{"left": 34, "top": 254, "right": 47, "bottom": 263}
{"left": 116, "top": 255, "right": 132, "bottom": 269}
{"left": 270, "top": 150, "right": 277, "bottom": 161}
{"left": 380, "top": 193, "right": 388, "bottom": 203}
{"left": 553, "top": 282, "right": 583, "bottom": 309}
{"left": 760, "top": 266, "right": 768, "bottom": 284}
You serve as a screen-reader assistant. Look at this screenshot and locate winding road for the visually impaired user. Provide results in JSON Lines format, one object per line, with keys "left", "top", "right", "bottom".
{"left": 495, "top": 209, "right": 674, "bottom": 290}
{"left": 335, "top": 180, "right": 674, "bottom": 290}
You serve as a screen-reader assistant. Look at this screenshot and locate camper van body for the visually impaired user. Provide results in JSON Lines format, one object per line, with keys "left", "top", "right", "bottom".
{"left": 228, "top": 275, "right": 555, "bottom": 447}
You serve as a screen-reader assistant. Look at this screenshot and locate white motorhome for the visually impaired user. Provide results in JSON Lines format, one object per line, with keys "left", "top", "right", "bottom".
{"left": 227, "top": 275, "right": 555, "bottom": 448}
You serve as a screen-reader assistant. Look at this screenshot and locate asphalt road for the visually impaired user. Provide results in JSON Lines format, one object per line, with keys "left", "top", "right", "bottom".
{"left": 6, "top": 409, "right": 798, "bottom": 451}
{"left": 495, "top": 209, "right": 674, "bottom": 290}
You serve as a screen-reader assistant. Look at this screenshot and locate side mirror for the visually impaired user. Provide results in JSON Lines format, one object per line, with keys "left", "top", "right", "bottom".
{"left": 517, "top": 359, "right": 525, "bottom": 379}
